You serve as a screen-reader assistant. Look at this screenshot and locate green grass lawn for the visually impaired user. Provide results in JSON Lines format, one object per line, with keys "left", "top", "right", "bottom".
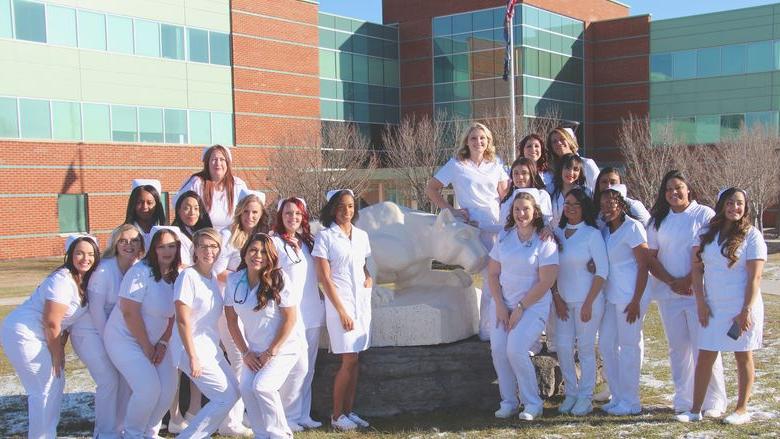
{"left": 0, "top": 257, "right": 60, "bottom": 300}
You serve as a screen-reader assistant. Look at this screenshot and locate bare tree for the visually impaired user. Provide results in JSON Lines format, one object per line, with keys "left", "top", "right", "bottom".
{"left": 488, "top": 105, "right": 563, "bottom": 164}
{"left": 267, "top": 122, "right": 378, "bottom": 218}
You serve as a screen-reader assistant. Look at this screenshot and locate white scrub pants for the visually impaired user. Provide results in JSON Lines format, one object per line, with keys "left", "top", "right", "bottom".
{"left": 177, "top": 353, "right": 240, "bottom": 438}
{"left": 71, "top": 328, "right": 127, "bottom": 439}
{"left": 657, "top": 298, "right": 728, "bottom": 412}
{"left": 555, "top": 298, "right": 605, "bottom": 399}
{"left": 105, "top": 339, "right": 177, "bottom": 439}
{"left": 2, "top": 321, "right": 64, "bottom": 439}
{"left": 478, "top": 231, "right": 497, "bottom": 341}
{"left": 490, "top": 306, "right": 547, "bottom": 412}
{"left": 241, "top": 352, "right": 299, "bottom": 439}
{"left": 280, "top": 326, "right": 322, "bottom": 424}
{"left": 217, "top": 314, "right": 246, "bottom": 431}
{"left": 599, "top": 299, "right": 649, "bottom": 409}
{"left": 300, "top": 327, "right": 323, "bottom": 422}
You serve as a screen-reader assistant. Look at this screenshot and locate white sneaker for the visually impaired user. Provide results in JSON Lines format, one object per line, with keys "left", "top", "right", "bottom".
{"left": 218, "top": 424, "right": 253, "bottom": 436}
{"left": 723, "top": 411, "right": 751, "bottom": 425}
{"left": 675, "top": 411, "right": 703, "bottom": 423}
{"left": 558, "top": 396, "right": 577, "bottom": 414}
{"left": 703, "top": 408, "right": 724, "bottom": 418}
{"left": 347, "top": 412, "right": 370, "bottom": 428}
{"left": 528, "top": 340, "right": 543, "bottom": 356}
{"left": 331, "top": 414, "right": 358, "bottom": 431}
{"left": 607, "top": 402, "right": 641, "bottom": 416}
{"left": 593, "top": 388, "right": 612, "bottom": 402}
{"left": 167, "top": 417, "right": 188, "bottom": 434}
{"left": 299, "top": 417, "right": 323, "bottom": 429}
{"left": 571, "top": 397, "right": 593, "bottom": 416}
{"left": 518, "top": 406, "right": 543, "bottom": 421}
{"left": 601, "top": 399, "right": 620, "bottom": 412}
{"left": 288, "top": 422, "right": 304, "bottom": 433}
{"left": 494, "top": 405, "right": 520, "bottom": 418}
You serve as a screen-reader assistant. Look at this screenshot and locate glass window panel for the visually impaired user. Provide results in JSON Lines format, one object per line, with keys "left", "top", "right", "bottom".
{"left": 538, "top": 50, "right": 551, "bottom": 78}
{"left": 672, "top": 116, "right": 695, "bottom": 144}
{"left": 106, "top": 15, "right": 133, "bottom": 54}
{"left": 0, "top": 0, "right": 11, "bottom": 38}
{"left": 385, "top": 106, "right": 399, "bottom": 124}
{"left": 352, "top": 34, "right": 368, "bottom": 55}
{"left": 672, "top": 50, "right": 696, "bottom": 79}
{"left": 367, "top": 37, "right": 383, "bottom": 58}
{"left": 550, "top": 33, "right": 563, "bottom": 54}
{"left": 473, "top": 9, "right": 493, "bottom": 31}
{"left": 453, "top": 81, "right": 470, "bottom": 101}
{"left": 452, "top": 54, "right": 469, "bottom": 82}
{"left": 164, "top": 109, "right": 187, "bottom": 143}
{"left": 318, "top": 13, "right": 335, "bottom": 29}
{"left": 434, "top": 83, "right": 453, "bottom": 102}
{"left": 209, "top": 32, "right": 230, "bottom": 65}
{"left": 189, "top": 110, "right": 211, "bottom": 145}
{"left": 697, "top": 47, "right": 720, "bottom": 77}
{"left": 695, "top": 114, "right": 720, "bottom": 143}
{"left": 334, "top": 16, "right": 351, "bottom": 32}
{"left": 353, "top": 103, "right": 369, "bottom": 122}
{"left": 524, "top": 26, "right": 538, "bottom": 48}
{"left": 722, "top": 44, "right": 746, "bottom": 75}
{"left": 538, "top": 10, "right": 551, "bottom": 30}
{"left": 524, "top": 47, "right": 539, "bottom": 76}
{"left": 321, "top": 100, "right": 340, "bottom": 120}
{"left": 160, "top": 24, "right": 184, "bottom": 60}
{"left": 368, "top": 84, "right": 383, "bottom": 102}
{"left": 720, "top": 113, "right": 744, "bottom": 139}
{"left": 550, "top": 53, "right": 563, "bottom": 79}
{"left": 434, "top": 36, "right": 452, "bottom": 56}
{"left": 13, "top": 0, "right": 45, "bottom": 42}
{"left": 51, "top": 101, "right": 81, "bottom": 140}
{"left": 746, "top": 40, "right": 773, "bottom": 73}
{"left": 0, "top": 97, "right": 18, "bottom": 138}
{"left": 337, "top": 51, "right": 353, "bottom": 81}
{"left": 650, "top": 53, "right": 672, "bottom": 81}
{"left": 549, "top": 13, "right": 562, "bottom": 34}
{"left": 77, "top": 10, "right": 106, "bottom": 50}
{"left": 58, "top": 194, "right": 88, "bottom": 233}
{"left": 451, "top": 13, "right": 472, "bottom": 34}
{"left": 538, "top": 30, "right": 551, "bottom": 51}
{"left": 187, "top": 28, "right": 209, "bottom": 62}
{"left": 746, "top": 111, "right": 778, "bottom": 131}
{"left": 19, "top": 98, "right": 50, "bottom": 138}
{"left": 368, "top": 57, "right": 383, "bottom": 85}
{"left": 523, "top": 5, "right": 539, "bottom": 28}
{"left": 319, "top": 49, "right": 336, "bottom": 79}
{"left": 319, "top": 27, "right": 335, "bottom": 50}
{"left": 776, "top": 41, "right": 780, "bottom": 70}
{"left": 473, "top": 29, "right": 497, "bottom": 50}
{"left": 134, "top": 19, "right": 159, "bottom": 57}
{"left": 211, "top": 112, "right": 233, "bottom": 145}
{"left": 111, "top": 105, "right": 137, "bottom": 142}
{"left": 353, "top": 83, "right": 369, "bottom": 102}
{"left": 82, "top": 103, "right": 110, "bottom": 141}
{"left": 384, "top": 87, "right": 399, "bottom": 106}
{"left": 383, "top": 40, "right": 398, "bottom": 59}
{"left": 138, "top": 107, "right": 163, "bottom": 142}
{"left": 352, "top": 54, "right": 369, "bottom": 83}
{"left": 369, "top": 104, "right": 384, "bottom": 124}
{"left": 334, "top": 30, "right": 351, "bottom": 52}
{"left": 434, "top": 56, "right": 453, "bottom": 83}
{"left": 46, "top": 5, "right": 76, "bottom": 47}
{"left": 320, "top": 79, "right": 338, "bottom": 99}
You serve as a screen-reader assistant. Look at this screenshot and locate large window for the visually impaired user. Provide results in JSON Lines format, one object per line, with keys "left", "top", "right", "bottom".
{"left": 58, "top": 193, "right": 88, "bottom": 233}
{"left": 672, "top": 50, "right": 696, "bottom": 79}
{"left": 13, "top": 0, "right": 45, "bottom": 42}
{"left": 106, "top": 15, "right": 133, "bottom": 54}
{"left": 134, "top": 19, "right": 159, "bottom": 57}
{"left": 138, "top": 107, "right": 163, "bottom": 142}
{"left": 161, "top": 24, "right": 184, "bottom": 60}
{"left": 188, "top": 28, "right": 209, "bottom": 63}
{"left": 0, "top": 0, "right": 12, "bottom": 38}
{"left": 652, "top": 39, "right": 780, "bottom": 81}
{"left": 0, "top": 97, "right": 18, "bottom": 138}
{"left": 111, "top": 105, "right": 137, "bottom": 142}
{"left": 82, "top": 103, "right": 110, "bottom": 141}
{"left": 45, "top": 5, "right": 75, "bottom": 46}
{"left": 51, "top": 101, "right": 81, "bottom": 140}
{"left": 77, "top": 10, "right": 105, "bottom": 50}
{"left": 189, "top": 110, "right": 211, "bottom": 145}
{"left": 164, "top": 109, "right": 187, "bottom": 144}
{"left": 209, "top": 31, "right": 230, "bottom": 65}
{"left": 653, "top": 111, "right": 778, "bottom": 144}
{"left": 19, "top": 98, "right": 50, "bottom": 138}
{"left": 746, "top": 40, "right": 773, "bottom": 73}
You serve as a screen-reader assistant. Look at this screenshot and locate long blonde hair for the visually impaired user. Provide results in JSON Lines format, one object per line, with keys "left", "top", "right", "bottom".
{"left": 104, "top": 224, "right": 145, "bottom": 259}
{"left": 454, "top": 123, "right": 497, "bottom": 162}
{"left": 547, "top": 127, "right": 579, "bottom": 155}
{"left": 228, "top": 194, "right": 268, "bottom": 251}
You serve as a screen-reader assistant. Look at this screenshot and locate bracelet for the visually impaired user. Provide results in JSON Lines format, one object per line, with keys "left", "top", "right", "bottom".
{"left": 157, "top": 340, "right": 168, "bottom": 347}
{"left": 264, "top": 350, "right": 276, "bottom": 357}
{"left": 516, "top": 302, "right": 526, "bottom": 311}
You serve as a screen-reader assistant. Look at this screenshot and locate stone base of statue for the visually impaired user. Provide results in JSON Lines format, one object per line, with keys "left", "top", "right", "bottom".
{"left": 310, "top": 335, "right": 602, "bottom": 417}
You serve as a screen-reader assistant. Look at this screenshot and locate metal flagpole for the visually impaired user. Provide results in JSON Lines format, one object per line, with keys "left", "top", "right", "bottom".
{"left": 508, "top": 6, "right": 517, "bottom": 162}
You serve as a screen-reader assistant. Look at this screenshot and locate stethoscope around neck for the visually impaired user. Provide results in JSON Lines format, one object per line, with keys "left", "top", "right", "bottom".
{"left": 232, "top": 271, "right": 258, "bottom": 305}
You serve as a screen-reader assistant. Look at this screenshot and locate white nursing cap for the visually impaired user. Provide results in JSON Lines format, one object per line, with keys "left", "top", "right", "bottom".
{"left": 277, "top": 196, "right": 307, "bottom": 212}
{"left": 201, "top": 144, "right": 233, "bottom": 162}
{"left": 717, "top": 187, "right": 747, "bottom": 203}
{"left": 512, "top": 188, "right": 541, "bottom": 205}
{"left": 131, "top": 179, "right": 162, "bottom": 195}
{"left": 326, "top": 189, "right": 354, "bottom": 202}
{"left": 64, "top": 234, "right": 98, "bottom": 254}
{"left": 238, "top": 188, "right": 266, "bottom": 205}
{"left": 563, "top": 127, "right": 576, "bottom": 139}
{"left": 605, "top": 184, "right": 627, "bottom": 198}
{"left": 146, "top": 225, "right": 182, "bottom": 253}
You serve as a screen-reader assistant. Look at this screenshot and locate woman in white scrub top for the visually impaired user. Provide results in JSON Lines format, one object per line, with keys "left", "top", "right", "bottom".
{"left": 71, "top": 224, "right": 143, "bottom": 438}
{"left": 172, "top": 228, "right": 239, "bottom": 438}
{"left": 552, "top": 187, "right": 608, "bottom": 417}
{"left": 647, "top": 171, "right": 727, "bottom": 415}
{"left": 103, "top": 226, "right": 180, "bottom": 439}
{"left": 547, "top": 127, "right": 600, "bottom": 192}
{"left": 598, "top": 185, "right": 650, "bottom": 416}
{"left": 550, "top": 153, "right": 590, "bottom": 227}
{"left": 273, "top": 197, "right": 326, "bottom": 430}
{"left": 426, "top": 123, "right": 510, "bottom": 340}
{"left": 1, "top": 235, "right": 99, "bottom": 439}
{"left": 516, "top": 133, "right": 553, "bottom": 189}
{"left": 172, "top": 191, "right": 214, "bottom": 267}
{"left": 677, "top": 188, "right": 767, "bottom": 425}
{"left": 313, "top": 189, "right": 373, "bottom": 431}
{"left": 225, "top": 233, "right": 303, "bottom": 438}
{"left": 124, "top": 179, "right": 168, "bottom": 245}
{"left": 493, "top": 158, "right": 552, "bottom": 229}
{"left": 487, "top": 191, "right": 558, "bottom": 421}
{"left": 177, "top": 145, "right": 248, "bottom": 232}
{"left": 594, "top": 168, "right": 650, "bottom": 226}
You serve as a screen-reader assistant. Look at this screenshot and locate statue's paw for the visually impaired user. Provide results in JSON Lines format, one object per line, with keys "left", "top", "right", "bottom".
{"left": 373, "top": 286, "right": 395, "bottom": 305}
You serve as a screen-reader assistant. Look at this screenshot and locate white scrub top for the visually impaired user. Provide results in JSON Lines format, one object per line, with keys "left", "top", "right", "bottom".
{"left": 434, "top": 157, "right": 509, "bottom": 230}
{"left": 6, "top": 268, "right": 86, "bottom": 337}
{"left": 178, "top": 176, "right": 248, "bottom": 232}
{"left": 648, "top": 201, "right": 714, "bottom": 301}
{"left": 491, "top": 189, "right": 553, "bottom": 232}
{"left": 171, "top": 267, "right": 224, "bottom": 362}
{"left": 601, "top": 216, "right": 647, "bottom": 304}
{"left": 554, "top": 223, "right": 609, "bottom": 303}
{"left": 179, "top": 232, "right": 194, "bottom": 267}
{"left": 134, "top": 222, "right": 154, "bottom": 249}
{"left": 580, "top": 156, "right": 600, "bottom": 193}
{"left": 626, "top": 197, "right": 651, "bottom": 226}
{"left": 488, "top": 230, "right": 558, "bottom": 312}
{"left": 225, "top": 270, "right": 304, "bottom": 355}
{"left": 540, "top": 170, "right": 553, "bottom": 190}
{"left": 104, "top": 262, "right": 175, "bottom": 344}
{"left": 86, "top": 258, "right": 127, "bottom": 336}
{"left": 214, "top": 228, "right": 242, "bottom": 276}
{"left": 699, "top": 226, "right": 767, "bottom": 303}
{"left": 273, "top": 236, "right": 325, "bottom": 329}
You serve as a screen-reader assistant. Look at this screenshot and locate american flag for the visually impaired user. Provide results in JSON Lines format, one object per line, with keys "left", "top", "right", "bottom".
{"left": 502, "top": 0, "right": 519, "bottom": 81}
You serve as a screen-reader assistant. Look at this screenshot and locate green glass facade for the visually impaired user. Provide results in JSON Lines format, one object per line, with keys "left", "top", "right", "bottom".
{"left": 432, "top": 4, "right": 583, "bottom": 124}
{"left": 650, "top": 4, "right": 780, "bottom": 143}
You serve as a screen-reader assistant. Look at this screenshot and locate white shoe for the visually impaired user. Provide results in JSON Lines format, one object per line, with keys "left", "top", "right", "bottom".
{"left": 347, "top": 412, "right": 370, "bottom": 428}
{"left": 675, "top": 411, "right": 703, "bottom": 423}
{"left": 331, "top": 415, "right": 358, "bottom": 431}
{"left": 571, "top": 397, "right": 593, "bottom": 416}
{"left": 184, "top": 411, "right": 197, "bottom": 422}
{"left": 528, "top": 340, "right": 543, "bottom": 356}
{"left": 558, "top": 396, "right": 577, "bottom": 414}
{"left": 723, "top": 411, "right": 751, "bottom": 425}
{"left": 494, "top": 405, "right": 520, "bottom": 418}
{"left": 288, "top": 422, "right": 304, "bottom": 433}
{"left": 607, "top": 402, "right": 641, "bottom": 416}
{"left": 518, "top": 406, "right": 543, "bottom": 421}
{"left": 593, "top": 388, "right": 611, "bottom": 402}
{"left": 601, "top": 399, "right": 620, "bottom": 412}
{"left": 703, "top": 408, "right": 724, "bottom": 418}
{"left": 167, "top": 417, "right": 188, "bottom": 434}
{"left": 218, "top": 424, "right": 253, "bottom": 436}
{"left": 299, "top": 417, "right": 323, "bottom": 429}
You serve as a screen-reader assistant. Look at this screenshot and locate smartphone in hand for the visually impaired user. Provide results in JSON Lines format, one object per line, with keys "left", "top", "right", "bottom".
{"left": 727, "top": 321, "right": 741, "bottom": 340}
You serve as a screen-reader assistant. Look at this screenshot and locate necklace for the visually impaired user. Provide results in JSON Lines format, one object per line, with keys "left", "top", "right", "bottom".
{"left": 517, "top": 228, "right": 535, "bottom": 247}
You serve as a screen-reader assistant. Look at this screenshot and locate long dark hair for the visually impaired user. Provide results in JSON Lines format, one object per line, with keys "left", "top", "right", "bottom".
{"left": 172, "top": 191, "right": 213, "bottom": 239}
{"left": 273, "top": 197, "right": 314, "bottom": 252}
{"left": 238, "top": 233, "right": 285, "bottom": 311}
{"left": 61, "top": 237, "right": 101, "bottom": 306}
{"left": 187, "top": 145, "right": 237, "bottom": 215}
{"left": 124, "top": 185, "right": 168, "bottom": 228}
{"left": 320, "top": 190, "right": 359, "bottom": 228}
{"left": 558, "top": 187, "right": 598, "bottom": 229}
{"left": 501, "top": 157, "right": 546, "bottom": 205}
{"left": 600, "top": 189, "right": 636, "bottom": 224}
{"left": 650, "top": 170, "right": 697, "bottom": 230}
{"left": 696, "top": 188, "right": 751, "bottom": 268}
{"left": 552, "top": 153, "right": 586, "bottom": 198}
{"left": 144, "top": 230, "right": 181, "bottom": 283}
{"left": 593, "top": 166, "right": 621, "bottom": 211}
{"left": 504, "top": 192, "right": 546, "bottom": 233}
{"left": 518, "top": 133, "right": 550, "bottom": 173}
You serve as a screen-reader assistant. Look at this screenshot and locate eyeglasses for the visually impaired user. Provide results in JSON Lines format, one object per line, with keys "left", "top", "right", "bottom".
{"left": 117, "top": 237, "right": 142, "bottom": 246}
